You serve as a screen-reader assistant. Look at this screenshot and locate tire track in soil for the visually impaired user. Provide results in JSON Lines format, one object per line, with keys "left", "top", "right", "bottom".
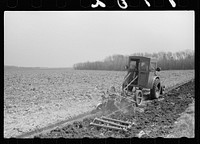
{"left": 34, "top": 80, "right": 194, "bottom": 138}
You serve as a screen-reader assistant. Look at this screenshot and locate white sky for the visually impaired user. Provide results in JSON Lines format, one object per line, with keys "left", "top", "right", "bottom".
{"left": 4, "top": 11, "right": 194, "bottom": 68}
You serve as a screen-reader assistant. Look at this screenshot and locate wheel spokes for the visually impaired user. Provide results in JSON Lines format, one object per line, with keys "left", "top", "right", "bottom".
{"left": 156, "top": 85, "right": 160, "bottom": 97}
{"left": 137, "top": 93, "right": 142, "bottom": 104}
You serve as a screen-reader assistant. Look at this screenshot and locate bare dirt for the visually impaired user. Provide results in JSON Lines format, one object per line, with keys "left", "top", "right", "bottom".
{"left": 4, "top": 69, "right": 194, "bottom": 138}
{"left": 34, "top": 79, "right": 194, "bottom": 138}
{"left": 164, "top": 101, "right": 194, "bottom": 138}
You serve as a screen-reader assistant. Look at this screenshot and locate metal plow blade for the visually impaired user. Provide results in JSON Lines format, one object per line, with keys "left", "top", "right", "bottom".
{"left": 94, "top": 86, "right": 135, "bottom": 116}
{"left": 114, "top": 97, "right": 135, "bottom": 114}
{"left": 92, "top": 98, "right": 119, "bottom": 116}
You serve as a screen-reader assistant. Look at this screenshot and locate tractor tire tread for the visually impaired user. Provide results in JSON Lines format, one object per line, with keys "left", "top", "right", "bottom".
{"left": 150, "top": 79, "right": 161, "bottom": 99}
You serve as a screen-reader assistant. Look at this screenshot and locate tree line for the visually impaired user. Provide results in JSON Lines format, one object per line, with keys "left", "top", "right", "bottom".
{"left": 73, "top": 49, "right": 194, "bottom": 71}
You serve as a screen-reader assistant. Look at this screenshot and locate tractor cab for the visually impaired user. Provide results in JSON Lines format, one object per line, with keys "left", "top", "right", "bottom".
{"left": 123, "top": 56, "right": 161, "bottom": 92}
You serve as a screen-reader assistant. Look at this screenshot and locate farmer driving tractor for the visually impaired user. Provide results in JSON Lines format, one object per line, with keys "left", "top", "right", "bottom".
{"left": 123, "top": 60, "right": 139, "bottom": 92}
{"left": 129, "top": 61, "right": 138, "bottom": 81}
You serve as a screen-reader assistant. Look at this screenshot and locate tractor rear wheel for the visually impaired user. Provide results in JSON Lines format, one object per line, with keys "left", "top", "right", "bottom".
{"left": 150, "top": 79, "right": 161, "bottom": 99}
{"left": 135, "top": 90, "right": 143, "bottom": 106}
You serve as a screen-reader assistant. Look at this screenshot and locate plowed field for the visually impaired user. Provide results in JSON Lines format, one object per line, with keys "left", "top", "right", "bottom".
{"left": 35, "top": 80, "right": 195, "bottom": 138}
{"left": 4, "top": 69, "right": 194, "bottom": 138}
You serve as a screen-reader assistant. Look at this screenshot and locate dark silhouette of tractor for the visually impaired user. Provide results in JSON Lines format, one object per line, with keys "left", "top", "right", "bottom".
{"left": 90, "top": 56, "right": 165, "bottom": 131}
{"left": 122, "top": 56, "right": 165, "bottom": 106}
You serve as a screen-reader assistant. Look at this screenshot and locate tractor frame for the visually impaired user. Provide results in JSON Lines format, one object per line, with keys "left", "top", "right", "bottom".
{"left": 122, "top": 56, "right": 165, "bottom": 106}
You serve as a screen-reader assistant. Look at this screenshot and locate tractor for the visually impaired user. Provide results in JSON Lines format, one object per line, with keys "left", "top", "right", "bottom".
{"left": 122, "top": 56, "right": 165, "bottom": 106}
{"left": 90, "top": 56, "right": 165, "bottom": 131}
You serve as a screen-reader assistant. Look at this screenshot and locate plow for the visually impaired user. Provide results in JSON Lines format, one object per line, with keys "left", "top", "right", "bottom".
{"left": 90, "top": 56, "right": 165, "bottom": 131}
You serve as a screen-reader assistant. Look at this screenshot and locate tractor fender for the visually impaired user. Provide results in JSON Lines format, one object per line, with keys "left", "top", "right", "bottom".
{"left": 147, "top": 76, "right": 160, "bottom": 89}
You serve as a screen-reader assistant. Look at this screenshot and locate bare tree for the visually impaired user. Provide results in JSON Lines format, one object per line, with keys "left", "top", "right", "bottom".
{"left": 73, "top": 50, "right": 194, "bottom": 71}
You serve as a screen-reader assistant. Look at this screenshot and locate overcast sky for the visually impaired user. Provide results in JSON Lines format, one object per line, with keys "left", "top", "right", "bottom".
{"left": 4, "top": 11, "right": 194, "bottom": 68}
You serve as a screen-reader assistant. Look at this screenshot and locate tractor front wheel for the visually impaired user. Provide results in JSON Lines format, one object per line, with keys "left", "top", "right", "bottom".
{"left": 135, "top": 90, "right": 143, "bottom": 106}
{"left": 150, "top": 79, "right": 161, "bottom": 99}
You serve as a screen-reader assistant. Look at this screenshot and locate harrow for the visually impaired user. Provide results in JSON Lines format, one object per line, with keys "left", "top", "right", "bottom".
{"left": 90, "top": 116, "right": 135, "bottom": 131}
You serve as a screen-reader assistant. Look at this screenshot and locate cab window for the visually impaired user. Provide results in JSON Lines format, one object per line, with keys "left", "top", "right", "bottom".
{"left": 130, "top": 61, "right": 136, "bottom": 70}
{"left": 150, "top": 62, "right": 156, "bottom": 71}
{"left": 140, "top": 61, "right": 148, "bottom": 71}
